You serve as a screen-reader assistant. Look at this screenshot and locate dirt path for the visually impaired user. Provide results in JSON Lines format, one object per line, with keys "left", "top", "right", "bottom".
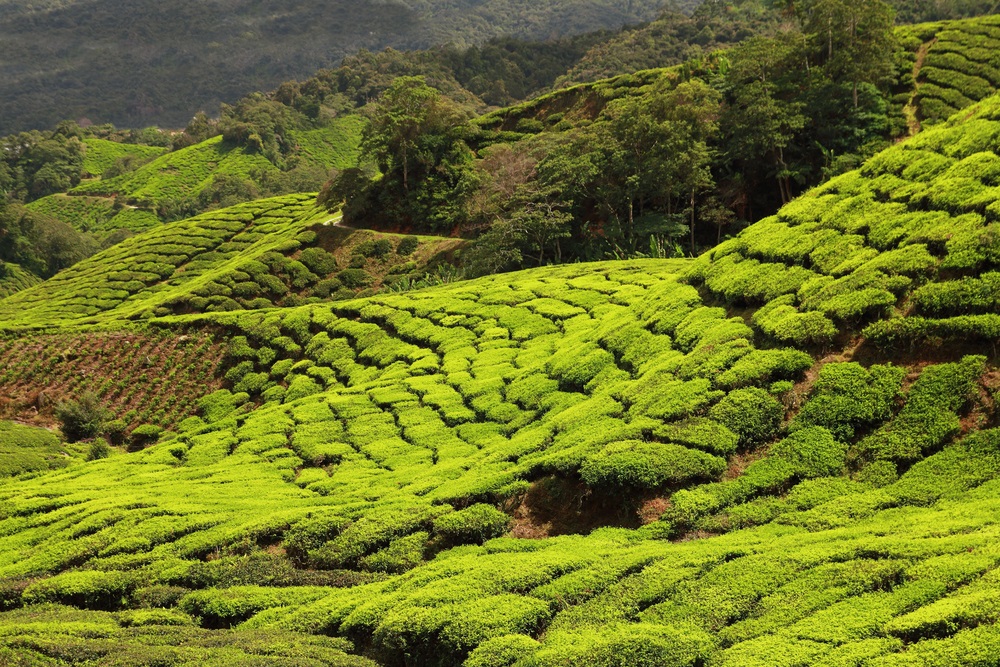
{"left": 903, "top": 38, "right": 938, "bottom": 138}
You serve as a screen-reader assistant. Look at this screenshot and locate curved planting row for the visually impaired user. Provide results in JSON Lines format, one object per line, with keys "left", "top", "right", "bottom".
{"left": 0, "top": 242, "right": 995, "bottom": 664}
{"left": 0, "top": 194, "right": 463, "bottom": 329}
{"left": 901, "top": 14, "right": 1000, "bottom": 128}
{"left": 0, "top": 194, "right": 325, "bottom": 327}
{"left": 6, "top": 79, "right": 1000, "bottom": 667}
{"left": 688, "top": 91, "right": 1000, "bottom": 352}
{"left": 0, "top": 262, "right": 41, "bottom": 299}
{"left": 0, "top": 331, "right": 225, "bottom": 433}
{"left": 25, "top": 194, "right": 161, "bottom": 237}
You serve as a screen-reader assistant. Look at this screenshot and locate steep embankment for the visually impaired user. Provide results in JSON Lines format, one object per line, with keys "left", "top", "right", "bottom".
{"left": 4, "top": 73, "right": 1000, "bottom": 667}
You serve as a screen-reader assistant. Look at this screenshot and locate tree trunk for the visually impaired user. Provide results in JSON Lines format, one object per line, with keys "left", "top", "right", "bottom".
{"left": 690, "top": 189, "right": 696, "bottom": 255}
{"left": 628, "top": 199, "right": 634, "bottom": 249}
{"left": 402, "top": 144, "right": 409, "bottom": 193}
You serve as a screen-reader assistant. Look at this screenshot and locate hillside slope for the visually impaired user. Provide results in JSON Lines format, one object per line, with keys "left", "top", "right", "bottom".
{"left": 0, "top": 194, "right": 465, "bottom": 330}
{"left": 0, "top": 0, "right": 668, "bottom": 134}
{"left": 1, "top": 91, "right": 1000, "bottom": 664}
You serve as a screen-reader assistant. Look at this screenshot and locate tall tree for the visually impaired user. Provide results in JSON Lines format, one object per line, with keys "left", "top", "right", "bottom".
{"left": 804, "top": 0, "right": 897, "bottom": 107}
{"left": 362, "top": 76, "right": 469, "bottom": 194}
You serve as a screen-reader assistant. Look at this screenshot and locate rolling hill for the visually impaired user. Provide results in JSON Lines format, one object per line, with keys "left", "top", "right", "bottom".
{"left": 0, "top": 0, "right": 670, "bottom": 134}
{"left": 0, "top": 83, "right": 999, "bottom": 665}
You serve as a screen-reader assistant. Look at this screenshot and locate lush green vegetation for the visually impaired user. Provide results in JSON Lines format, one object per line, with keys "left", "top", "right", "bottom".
{"left": 80, "top": 138, "right": 167, "bottom": 178}
{"left": 902, "top": 15, "right": 1000, "bottom": 128}
{"left": 0, "top": 228, "right": 996, "bottom": 664}
{"left": 0, "top": 262, "right": 41, "bottom": 299}
{"left": 5, "top": 5, "right": 1000, "bottom": 665}
{"left": 0, "top": 0, "right": 669, "bottom": 134}
{"left": 324, "top": 12, "right": 1000, "bottom": 278}
{"left": 0, "top": 420, "right": 85, "bottom": 477}
{"left": 0, "top": 194, "right": 466, "bottom": 329}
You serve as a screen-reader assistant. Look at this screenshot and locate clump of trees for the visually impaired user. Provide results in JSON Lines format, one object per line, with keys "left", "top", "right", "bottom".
{"left": 323, "top": 0, "right": 900, "bottom": 275}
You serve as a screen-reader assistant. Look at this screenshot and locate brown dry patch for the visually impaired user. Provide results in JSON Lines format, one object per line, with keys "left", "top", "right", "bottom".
{"left": 638, "top": 497, "right": 671, "bottom": 525}
{"left": 0, "top": 331, "right": 225, "bottom": 432}
{"left": 506, "top": 476, "right": 642, "bottom": 539}
{"left": 723, "top": 447, "right": 769, "bottom": 482}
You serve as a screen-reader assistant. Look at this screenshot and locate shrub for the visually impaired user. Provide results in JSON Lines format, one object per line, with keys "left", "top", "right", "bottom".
{"left": 580, "top": 441, "right": 726, "bottom": 490}
{"left": 708, "top": 388, "right": 784, "bottom": 447}
{"left": 339, "top": 268, "right": 373, "bottom": 289}
{"left": 791, "top": 363, "right": 905, "bottom": 441}
{"left": 360, "top": 532, "right": 428, "bottom": 573}
{"left": 752, "top": 296, "right": 838, "bottom": 346}
{"left": 101, "top": 418, "right": 127, "bottom": 446}
{"left": 313, "top": 277, "right": 342, "bottom": 298}
{"left": 654, "top": 418, "right": 739, "bottom": 456}
{"left": 130, "top": 424, "right": 163, "bottom": 450}
{"left": 433, "top": 504, "right": 510, "bottom": 545}
{"left": 396, "top": 236, "right": 419, "bottom": 255}
{"left": 55, "top": 391, "right": 110, "bottom": 442}
{"left": 465, "top": 635, "right": 541, "bottom": 667}
{"left": 770, "top": 427, "right": 846, "bottom": 478}
{"left": 715, "top": 348, "right": 813, "bottom": 389}
{"left": 299, "top": 247, "right": 338, "bottom": 276}
{"left": 87, "top": 437, "right": 112, "bottom": 461}
{"left": 854, "top": 356, "right": 986, "bottom": 463}
{"left": 355, "top": 239, "right": 393, "bottom": 258}
{"left": 22, "top": 570, "right": 137, "bottom": 610}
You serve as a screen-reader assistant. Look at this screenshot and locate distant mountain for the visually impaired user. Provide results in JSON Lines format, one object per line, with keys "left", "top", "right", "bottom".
{"left": 0, "top": 0, "right": 671, "bottom": 134}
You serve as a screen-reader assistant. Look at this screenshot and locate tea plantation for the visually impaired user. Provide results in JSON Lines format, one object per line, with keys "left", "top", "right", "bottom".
{"left": 80, "top": 138, "right": 167, "bottom": 179}
{"left": 0, "top": 263, "right": 41, "bottom": 299}
{"left": 69, "top": 118, "right": 364, "bottom": 213}
{"left": 25, "top": 195, "right": 161, "bottom": 238}
{"left": 5, "top": 59, "right": 1000, "bottom": 667}
{"left": 0, "top": 193, "right": 462, "bottom": 330}
{"left": 900, "top": 14, "right": 1000, "bottom": 128}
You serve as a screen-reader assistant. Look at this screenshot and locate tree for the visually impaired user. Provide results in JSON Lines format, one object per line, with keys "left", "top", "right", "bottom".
{"left": 362, "top": 76, "right": 469, "bottom": 194}
{"left": 655, "top": 80, "right": 722, "bottom": 253}
{"left": 725, "top": 80, "right": 806, "bottom": 205}
{"left": 723, "top": 36, "right": 809, "bottom": 207}
{"left": 804, "top": 0, "right": 897, "bottom": 107}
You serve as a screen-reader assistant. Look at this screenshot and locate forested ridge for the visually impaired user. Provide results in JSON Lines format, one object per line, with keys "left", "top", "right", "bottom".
{"left": 3, "top": 2, "right": 1000, "bottom": 666}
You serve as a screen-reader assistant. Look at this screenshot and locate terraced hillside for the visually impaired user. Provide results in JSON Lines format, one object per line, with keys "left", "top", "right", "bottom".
{"left": 0, "top": 421, "right": 85, "bottom": 478}
{"left": 0, "top": 263, "right": 41, "bottom": 299}
{"left": 6, "top": 69, "right": 1000, "bottom": 667}
{"left": 25, "top": 195, "right": 161, "bottom": 237}
{"left": 80, "top": 138, "right": 167, "bottom": 179}
{"left": 70, "top": 117, "right": 362, "bottom": 212}
{"left": 899, "top": 14, "right": 1000, "bottom": 131}
{"left": 0, "top": 194, "right": 464, "bottom": 331}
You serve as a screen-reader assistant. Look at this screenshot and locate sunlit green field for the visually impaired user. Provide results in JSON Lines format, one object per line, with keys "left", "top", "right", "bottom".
{"left": 4, "top": 47, "right": 1000, "bottom": 667}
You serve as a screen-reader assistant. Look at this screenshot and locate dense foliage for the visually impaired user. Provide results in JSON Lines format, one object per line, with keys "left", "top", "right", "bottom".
{"left": 4, "top": 7, "right": 1000, "bottom": 666}
{"left": 0, "top": 0, "right": 668, "bottom": 134}
{"left": 327, "top": 1, "right": 912, "bottom": 272}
